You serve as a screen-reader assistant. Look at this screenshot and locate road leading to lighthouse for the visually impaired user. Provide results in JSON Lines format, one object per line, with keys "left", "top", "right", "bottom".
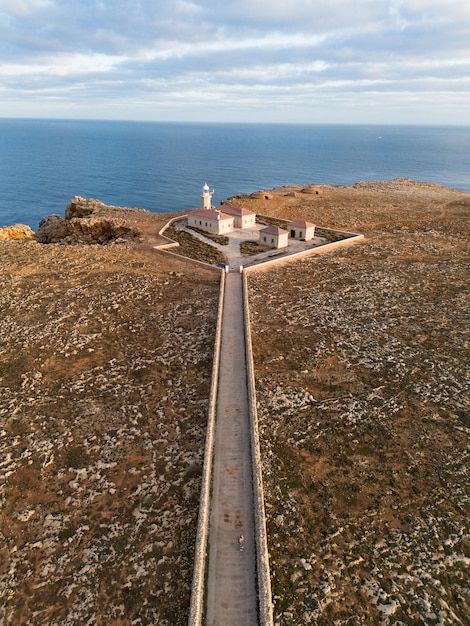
{"left": 205, "top": 271, "right": 258, "bottom": 625}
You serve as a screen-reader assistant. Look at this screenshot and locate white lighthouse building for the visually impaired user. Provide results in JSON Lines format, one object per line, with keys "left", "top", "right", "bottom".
{"left": 201, "top": 182, "right": 214, "bottom": 210}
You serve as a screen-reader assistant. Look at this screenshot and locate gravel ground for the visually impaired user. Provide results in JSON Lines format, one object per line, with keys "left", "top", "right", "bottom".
{"left": 244, "top": 180, "right": 469, "bottom": 625}
{"left": 0, "top": 233, "right": 220, "bottom": 625}
{"left": 1, "top": 180, "right": 468, "bottom": 625}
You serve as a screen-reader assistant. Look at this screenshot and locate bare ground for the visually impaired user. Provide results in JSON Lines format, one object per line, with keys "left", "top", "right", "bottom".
{"left": 0, "top": 224, "right": 220, "bottom": 625}
{"left": 244, "top": 180, "right": 470, "bottom": 625}
{"left": 1, "top": 180, "right": 468, "bottom": 625}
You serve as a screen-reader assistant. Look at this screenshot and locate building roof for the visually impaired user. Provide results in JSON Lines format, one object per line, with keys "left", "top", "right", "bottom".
{"left": 219, "top": 204, "right": 256, "bottom": 218}
{"left": 260, "top": 225, "right": 289, "bottom": 236}
{"left": 289, "top": 220, "right": 315, "bottom": 228}
{"left": 189, "top": 209, "right": 233, "bottom": 221}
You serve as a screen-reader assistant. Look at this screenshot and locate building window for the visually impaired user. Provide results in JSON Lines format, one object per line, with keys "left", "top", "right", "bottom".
{"left": 271, "top": 238, "right": 275, "bottom": 244}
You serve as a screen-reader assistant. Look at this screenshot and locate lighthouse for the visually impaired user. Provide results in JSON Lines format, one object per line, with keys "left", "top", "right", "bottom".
{"left": 201, "top": 182, "right": 214, "bottom": 210}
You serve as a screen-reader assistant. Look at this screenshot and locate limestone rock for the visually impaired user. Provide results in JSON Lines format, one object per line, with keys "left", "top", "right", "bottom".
{"left": 65, "top": 196, "right": 97, "bottom": 220}
{"left": 0, "top": 224, "right": 35, "bottom": 241}
{"left": 36, "top": 215, "right": 68, "bottom": 243}
{"left": 36, "top": 197, "right": 139, "bottom": 245}
{"left": 67, "top": 216, "right": 138, "bottom": 244}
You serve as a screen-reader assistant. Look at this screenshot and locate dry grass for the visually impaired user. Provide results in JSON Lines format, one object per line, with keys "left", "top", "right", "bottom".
{"left": 240, "top": 240, "right": 271, "bottom": 256}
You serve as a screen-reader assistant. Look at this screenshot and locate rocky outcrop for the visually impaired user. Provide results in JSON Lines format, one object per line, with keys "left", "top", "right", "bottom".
{"left": 36, "top": 197, "right": 140, "bottom": 245}
{"left": 0, "top": 224, "right": 35, "bottom": 240}
{"left": 36, "top": 214, "right": 69, "bottom": 243}
{"left": 301, "top": 185, "right": 323, "bottom": 195}
{"left": 250, "top": 190, "right": 273, "bottom": 200}
{"left": 64, "top": 195, "right": 96, "bottom": 219}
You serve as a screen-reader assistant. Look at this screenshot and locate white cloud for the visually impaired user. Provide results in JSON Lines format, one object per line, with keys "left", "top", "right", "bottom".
{"left": 0, "top": 52, "right": 125, "bottom": 77}
{"left": 216, "top": 61, "right": 329, "bottom": 83}
{"left": 406, "top": 0, "right": 470, "bottom": 18}
{"left": 0, "top": 0, "right": 53, "bottom": 14}
{"left": 0, "top": 0, "right": 468, "bottom": 123}
{"left": 145, "top": 30, "right": 332, "bottom": 61}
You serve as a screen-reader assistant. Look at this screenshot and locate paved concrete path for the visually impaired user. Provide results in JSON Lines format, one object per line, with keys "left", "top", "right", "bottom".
{"left": 206, "top": 271, "right": 258, "bottom": 625}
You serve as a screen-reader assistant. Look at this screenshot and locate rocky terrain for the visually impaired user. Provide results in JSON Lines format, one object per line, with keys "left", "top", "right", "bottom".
{"left": 0, "top": 206, "right": 220, "bottom": 624}
{"left": 243, "top": 180, "right": 470, "bottom": 624}
{"left": 0, "top": 225, "right": 35, "bottom": 241}
{"left": 34, "top": 196, "right": 176, "bottom": 246}
{"left": 1, "top": 181, "right": 468, "bottom": 625}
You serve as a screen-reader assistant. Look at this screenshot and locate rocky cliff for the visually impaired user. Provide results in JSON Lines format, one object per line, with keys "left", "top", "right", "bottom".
{"left": 36, "top": 196, "right": 141, "bottom": 244}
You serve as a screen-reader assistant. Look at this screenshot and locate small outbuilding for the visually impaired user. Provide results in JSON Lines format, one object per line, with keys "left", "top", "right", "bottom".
{"left": 260, "top": 225, "right": 289, "bottom": 249}
{"left": 301, "top": 186, "right": 323, "bottom": 196}
{"left": 219, "top": 204, "right": 257, "bottom": 229}
{"left": 250, "top": 190, "right": 273, "bottom": 200}
{"left": 288, "top": 220, "right": 316, "bottom": 241}
{"left": 188, "top": 209, "right": 234, "bottom": 235}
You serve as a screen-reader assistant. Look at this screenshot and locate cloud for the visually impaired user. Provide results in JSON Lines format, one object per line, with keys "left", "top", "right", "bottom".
{"left": 0, "top": 0, "right": 468, "bottom": 123}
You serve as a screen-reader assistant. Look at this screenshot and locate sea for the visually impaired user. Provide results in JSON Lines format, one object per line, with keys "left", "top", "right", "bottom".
{"left": 0, "top": 119, "right": 469, "bottom": 229}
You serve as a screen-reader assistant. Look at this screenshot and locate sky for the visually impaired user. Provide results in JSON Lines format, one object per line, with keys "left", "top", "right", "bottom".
{"left": 0, "top": 0, "right": 469, "bottom": 124}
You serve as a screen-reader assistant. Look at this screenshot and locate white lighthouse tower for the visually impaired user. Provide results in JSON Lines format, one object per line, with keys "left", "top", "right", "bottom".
{"left": 201, "top": 182, "right": 214, "bottom": 210}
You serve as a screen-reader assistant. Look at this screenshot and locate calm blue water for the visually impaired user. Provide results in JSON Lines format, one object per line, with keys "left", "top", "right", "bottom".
{"left": 0, "top": 119, "right": 469, "bottom": 229}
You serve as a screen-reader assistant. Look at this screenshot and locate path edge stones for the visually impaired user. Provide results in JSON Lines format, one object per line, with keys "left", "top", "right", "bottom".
{"left": 188, "top": 269, "right": 226, "bottom": 626}
{"left": 242, "top": 269, "right": 274, "bottom": 626}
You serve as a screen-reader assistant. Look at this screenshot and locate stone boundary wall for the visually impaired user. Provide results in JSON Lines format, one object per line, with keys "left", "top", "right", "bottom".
{"left": 246, "top": 233, "right": 364, "bottom": 272}
{"left": 188, "top": 269, "right": 226, "bottom": 626}
{"left": 157, "top": 214, "right": 364, "bottom": 625}
{"left": 157, "top": 213, "right": 224, "bottom": 623}
{"left": 256, "top": 213, "right": 359, "bottom": 237}
{"left": 255, "top": 212, "right": 288, "bottom": 224}
{"left": 315, "top": 225, "right": 361, "bottom": 238}
{"left": 242, "top": 272, "right": 274, "bottom": 626}
{"left": 155, "top": 214, "right": 224, "bottom": 272}
{"left": 153, "top": 246, "right": 223, "bottom": 272}
{"left": 156, "top": 214, "right": 186, "bottom": 249}
{"left": 239, "top": 229, "right": 365, "bottom": 624}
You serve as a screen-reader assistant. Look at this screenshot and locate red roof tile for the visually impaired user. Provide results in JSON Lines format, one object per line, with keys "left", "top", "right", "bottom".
{"left": 260, "top": 226, "right": 288, "bottom": 235}
{"left": 219, "top": 204, "right": 256, "bottom": 217}
{"left": 189, "top": 209, "right": 233, "bottom": 221}
{"left": 289, "top": 220, "right": 315, "bottom": 228}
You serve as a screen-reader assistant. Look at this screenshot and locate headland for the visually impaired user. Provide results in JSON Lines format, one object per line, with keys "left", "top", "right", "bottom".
{"left": 0, "top": 179, "right": 468, "bottom": 624}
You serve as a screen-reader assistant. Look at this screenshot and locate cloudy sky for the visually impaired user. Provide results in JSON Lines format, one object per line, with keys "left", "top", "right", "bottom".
{"left": 0, "top": 0, "right": 469, "bottom": 124}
